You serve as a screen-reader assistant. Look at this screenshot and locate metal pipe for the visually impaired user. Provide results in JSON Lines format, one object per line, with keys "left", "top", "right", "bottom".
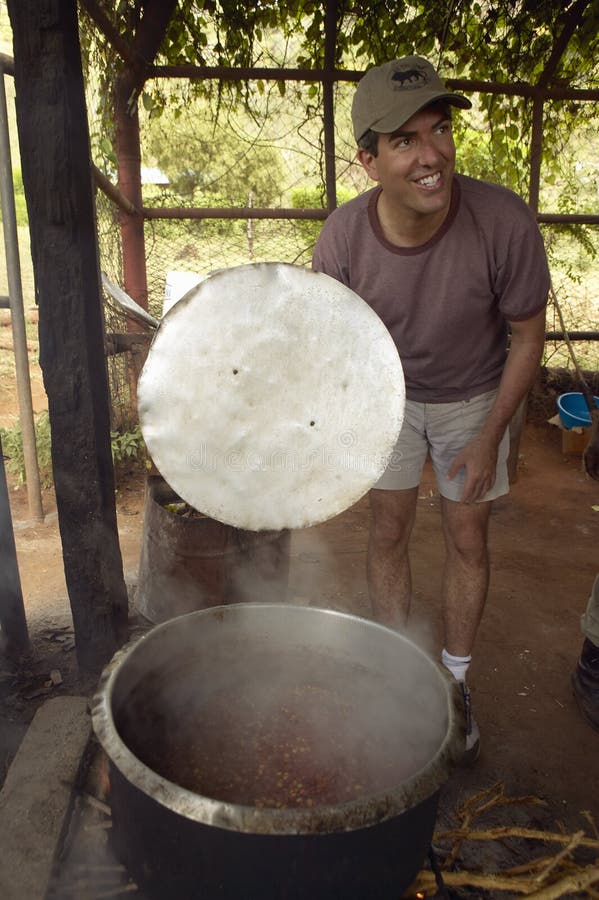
{"left": 0, "top": 65, "right": 43, "bottom": 520}
{"left": 545, "top": 331, "right": 599, "bottom": 341}
{"left": 148, "top": 64, "right": 599, "bottom": 102}
{"left": 323, "top": 0, "right": 338, "bottom": 214}
{"left": 141, "top": 204, "right": 598, "bottom": 226}
{"left": 143, "top": 206, "right": 329, "bottom": 220}
{"left": 537, "top": 214, "right": 599, "bottom": 225}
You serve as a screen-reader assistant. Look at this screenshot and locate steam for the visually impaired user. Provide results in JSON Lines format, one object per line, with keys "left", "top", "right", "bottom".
{"left": 114, "top": 604, "right": 451, "bottom": 813}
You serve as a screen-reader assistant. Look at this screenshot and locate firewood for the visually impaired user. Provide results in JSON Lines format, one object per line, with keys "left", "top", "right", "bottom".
{"left": 405, "top": 783, "right": 599, "bottom": 898}
{"left": 525, "top": 865, "right": 599, "bottom": 898}
{"left": 435, "top": 825, "right": 599, "bottom": 850}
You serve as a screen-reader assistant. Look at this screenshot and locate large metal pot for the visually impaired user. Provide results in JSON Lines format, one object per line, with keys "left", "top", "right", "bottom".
{"left": 92, "top": 604, "right": 464, "bottom": 899}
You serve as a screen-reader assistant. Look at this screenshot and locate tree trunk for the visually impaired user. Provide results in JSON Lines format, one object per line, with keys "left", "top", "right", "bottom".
{"left": 8, "top": 0, "right": 129, "bottom": 673}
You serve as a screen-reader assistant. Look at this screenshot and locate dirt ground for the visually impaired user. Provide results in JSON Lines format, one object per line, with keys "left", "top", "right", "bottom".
{"left": 2, "top": 383, "right": 599, "bottom": 892}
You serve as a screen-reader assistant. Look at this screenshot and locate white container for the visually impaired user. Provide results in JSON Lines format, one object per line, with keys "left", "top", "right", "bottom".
{"left": 163, "top": 270, "right": 203, "bottom": 315}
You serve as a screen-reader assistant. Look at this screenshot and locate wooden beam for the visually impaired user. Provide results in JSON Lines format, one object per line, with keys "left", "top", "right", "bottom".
{"left": 7, "top": 0, "right": 129, "bottom": 673}
{"left": 93, "top": 164, "right": 138, "bottom": 215}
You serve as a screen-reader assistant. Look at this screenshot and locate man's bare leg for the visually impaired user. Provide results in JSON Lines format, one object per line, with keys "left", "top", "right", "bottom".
{"left": 367, "top": 487, "right": 419, "bottom": 629}
{"left": 440, "top": 497, "right": 492, "bottom": 657}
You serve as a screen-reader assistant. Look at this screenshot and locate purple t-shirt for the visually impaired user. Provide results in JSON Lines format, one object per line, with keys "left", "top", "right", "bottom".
{"left": 312, "top": 174, "right": 549, "bottom": 402}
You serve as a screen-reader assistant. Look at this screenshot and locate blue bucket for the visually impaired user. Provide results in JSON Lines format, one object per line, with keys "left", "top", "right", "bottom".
{"left": 557, "top": 392, "right": 599, "bottom": 429}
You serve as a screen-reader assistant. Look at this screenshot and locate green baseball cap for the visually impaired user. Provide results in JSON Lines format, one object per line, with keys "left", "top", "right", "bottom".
{"left": 352, "top": 56, "right": 472, "bottom": 142}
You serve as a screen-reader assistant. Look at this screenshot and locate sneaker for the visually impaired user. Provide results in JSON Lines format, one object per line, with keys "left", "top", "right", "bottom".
{"left": 459, "top": 681, "right": 481, "bottom": 765}
{"left": 571, "top": 638, "right": 599, "bottom": 731}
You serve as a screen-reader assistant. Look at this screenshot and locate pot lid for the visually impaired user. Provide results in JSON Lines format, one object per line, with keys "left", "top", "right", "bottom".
{"left": 137, "top": 262, "right": 405, "bottom": 531}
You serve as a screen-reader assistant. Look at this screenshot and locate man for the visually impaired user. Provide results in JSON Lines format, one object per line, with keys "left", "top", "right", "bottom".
{"left": 572, "top": 421, "right": 599, "bottom": 729}
{"left": 312, "top": 56, "right": 550, "bottom": 762}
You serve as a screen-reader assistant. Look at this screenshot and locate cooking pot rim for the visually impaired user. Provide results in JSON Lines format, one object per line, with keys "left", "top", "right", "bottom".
{"left": 92, "top": 603, "right": 464, "bottom": 836}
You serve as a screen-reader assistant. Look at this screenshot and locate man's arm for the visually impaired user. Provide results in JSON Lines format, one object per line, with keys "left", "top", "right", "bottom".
{"left": 448, "top": 307, "right": 547, "bottom": 503}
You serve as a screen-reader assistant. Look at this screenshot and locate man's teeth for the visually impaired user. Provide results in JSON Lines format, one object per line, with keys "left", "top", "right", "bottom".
{"left": 416, "top": 173, "right": 441, "bottom": 187}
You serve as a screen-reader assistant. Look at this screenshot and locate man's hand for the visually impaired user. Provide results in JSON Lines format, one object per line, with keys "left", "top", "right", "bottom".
{"left": 446, "top": 311, "right": 545, "bottom": 505}
{"left": 447, "top": 434, "right": 499, "bottom": 504}
{"left": 584, "top": 417, "right": 599, "bottom": 482}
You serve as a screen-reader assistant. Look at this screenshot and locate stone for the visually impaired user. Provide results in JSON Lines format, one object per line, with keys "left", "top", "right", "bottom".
{"left": 0, "top": 695, "right": 91, "bottom": 900}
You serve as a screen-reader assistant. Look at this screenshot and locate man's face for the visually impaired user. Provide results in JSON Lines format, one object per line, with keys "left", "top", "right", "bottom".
{"left": 357, "top": 103, "right": 456, "bottom": 223}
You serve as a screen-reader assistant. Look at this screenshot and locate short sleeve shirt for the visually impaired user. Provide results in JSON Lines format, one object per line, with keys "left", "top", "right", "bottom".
{"left": 312, "top": 174, "right": 549, "bottom": 402}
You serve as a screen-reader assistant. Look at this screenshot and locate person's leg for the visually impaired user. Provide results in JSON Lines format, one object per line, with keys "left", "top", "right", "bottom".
{"left": 366, "top": 398, "right": 429, "bottom": 629}
{"left": 439, "top": 497, "right": 492, "bottom": 657}
{"left": 438, "top": 496, "right": 492, "bottom": 764}
{"left": 367, "top": 487, "right": 419, "bottom": 629}
{"left": 427, "top": 391, "right": 507, "bottom": 673}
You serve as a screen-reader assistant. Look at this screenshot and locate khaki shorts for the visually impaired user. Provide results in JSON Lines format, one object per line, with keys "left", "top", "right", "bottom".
{"left": 375, "top": 389, "right": 510, "bottom": 502}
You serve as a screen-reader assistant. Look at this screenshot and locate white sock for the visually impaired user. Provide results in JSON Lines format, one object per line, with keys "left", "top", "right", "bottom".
{"left": 441, "top": 648, "right": 471, "bottom": 683}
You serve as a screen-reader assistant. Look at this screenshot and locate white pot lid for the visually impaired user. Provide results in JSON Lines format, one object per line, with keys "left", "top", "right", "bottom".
{"left": 137, "top": 263, "right": 405, "bottom": 531}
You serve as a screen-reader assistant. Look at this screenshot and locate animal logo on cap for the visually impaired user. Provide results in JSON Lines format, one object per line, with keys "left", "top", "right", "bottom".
{"left": 390, "top": 61, "right": 429, "bottom": 90}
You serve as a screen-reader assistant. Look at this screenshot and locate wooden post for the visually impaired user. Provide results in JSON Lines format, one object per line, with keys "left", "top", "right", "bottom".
{"left": 7, "top": 0, "right": 129, "bottom": 673}
{"left": 0, "top": 436, "right": 29, "bottom": 657}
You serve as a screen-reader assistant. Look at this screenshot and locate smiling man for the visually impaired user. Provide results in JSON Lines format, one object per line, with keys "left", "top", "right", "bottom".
{"left": 312, "top": 56, "right": 550, "bottom": 763}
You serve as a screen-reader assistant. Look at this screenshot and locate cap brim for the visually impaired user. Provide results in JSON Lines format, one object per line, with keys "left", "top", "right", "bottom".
{"left": 354, "top": 91, "right": 472, "bottom": 141}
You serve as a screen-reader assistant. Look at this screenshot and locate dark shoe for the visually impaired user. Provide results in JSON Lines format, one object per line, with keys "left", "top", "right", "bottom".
{"left": 571, "top": 638, "right": 599, "bottom": 731}
{"left": 459, "top": 682, "right": 480, "bottom": 765}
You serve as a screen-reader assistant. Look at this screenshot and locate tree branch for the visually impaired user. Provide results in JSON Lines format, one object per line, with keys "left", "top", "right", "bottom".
{"left": 78, "top": 0, "right": 137, "bottom": 65}
{"left": 538, "top": 0, "right": 591, "bottom": 87}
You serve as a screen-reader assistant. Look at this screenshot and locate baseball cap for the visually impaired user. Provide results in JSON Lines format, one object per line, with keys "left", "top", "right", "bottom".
{"left": 351, "top": 56, "right": 472, "bottom": 142}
